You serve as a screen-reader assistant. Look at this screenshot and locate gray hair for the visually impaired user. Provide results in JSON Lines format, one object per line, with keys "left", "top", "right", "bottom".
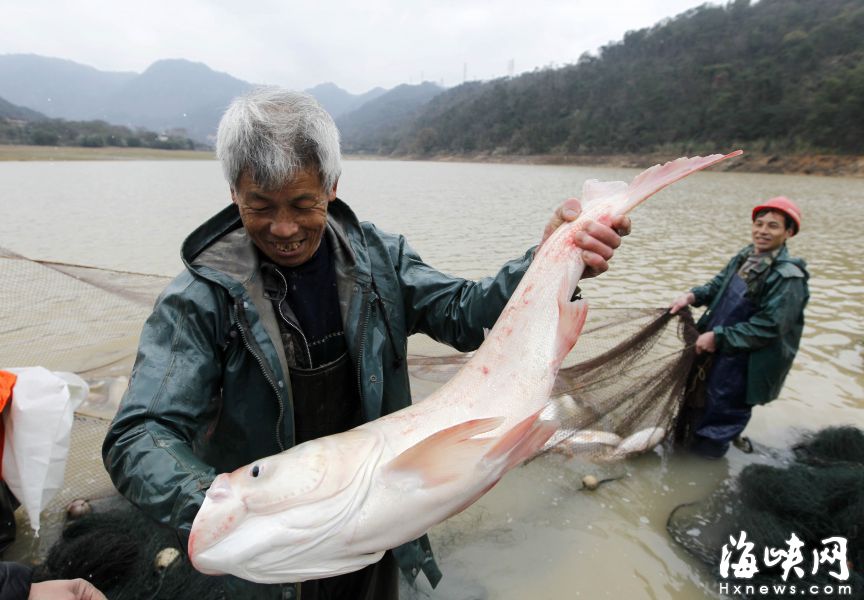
{"left": 216, "top": 87, "right": 341, "bottom": 192}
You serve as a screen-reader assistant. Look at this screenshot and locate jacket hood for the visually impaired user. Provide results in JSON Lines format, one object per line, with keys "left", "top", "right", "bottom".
{"left": 774, "top": 244, "right": 809, "bottom": 280}
{"left": 180, "top": 199, "right": 365, "bottom": 293}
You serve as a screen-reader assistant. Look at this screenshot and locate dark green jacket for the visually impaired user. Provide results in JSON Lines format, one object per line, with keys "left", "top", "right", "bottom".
{"left": 102, "top": 199, "right": 533, "bottom": 596}
{"left": 691, "top": 243, "right": 809, "bottom": 406}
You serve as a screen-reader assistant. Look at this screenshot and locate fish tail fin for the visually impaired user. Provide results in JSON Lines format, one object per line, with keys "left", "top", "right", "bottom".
{"left": 619, "top": 150, "right": 743, "bottom": 216}
{"left": 484, "top": 409, "right": 558, "bottom": 469}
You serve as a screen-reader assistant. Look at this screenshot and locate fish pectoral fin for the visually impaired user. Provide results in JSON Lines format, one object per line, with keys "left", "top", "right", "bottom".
{"left": 383, "top": 417, "right": 505, "bottom": 487}
{"left": 554, "top": 297, "right": 588, "bottom": 365}
{"left": 483, "top": 410, "right": 558, "bottom": 469}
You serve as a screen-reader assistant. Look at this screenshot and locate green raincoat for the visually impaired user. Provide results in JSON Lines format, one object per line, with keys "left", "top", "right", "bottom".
{"left": 103, "top": 199, "right": 534, "bottom": 598}
{"left": 691, "top": 243, "right": 809, "bottom": 406}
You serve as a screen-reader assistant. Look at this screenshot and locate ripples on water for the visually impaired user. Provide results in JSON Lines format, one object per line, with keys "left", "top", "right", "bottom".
{"left": 0, "top": 159, "right": 861, "bottom": 599}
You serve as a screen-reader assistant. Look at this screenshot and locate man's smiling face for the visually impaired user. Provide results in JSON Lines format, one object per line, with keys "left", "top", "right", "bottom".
{"left": 752, "top": 210, "right": 793, "bottom": 253}
{"left": 232, "top": 168, "right": 336, "bottom": 268}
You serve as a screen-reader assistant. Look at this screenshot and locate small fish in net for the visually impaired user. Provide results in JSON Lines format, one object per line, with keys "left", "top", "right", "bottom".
{"left": 410, "top": 307, "right": 700, "bottom": 461}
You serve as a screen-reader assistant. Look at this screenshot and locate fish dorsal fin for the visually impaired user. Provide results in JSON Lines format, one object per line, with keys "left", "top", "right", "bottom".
{"left": 383, "top": 417, "right": 504, "bottom": 487}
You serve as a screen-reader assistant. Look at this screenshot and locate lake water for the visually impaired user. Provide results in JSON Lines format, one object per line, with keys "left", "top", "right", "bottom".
{"left": 0, "top": 158, "right": 861, "bottom": 598}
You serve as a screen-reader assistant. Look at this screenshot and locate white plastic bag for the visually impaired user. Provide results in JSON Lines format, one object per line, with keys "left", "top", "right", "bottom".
{"left": 2, "top": 367, "right": 88, "bottom": 534}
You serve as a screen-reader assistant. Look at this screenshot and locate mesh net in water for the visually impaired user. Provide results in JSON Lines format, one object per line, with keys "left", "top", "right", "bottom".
{"left": 0, "top": 246, "right": 172, "bottom": 514}
{"left": 667, "top": 426, "right": 864, "bottom": 598}
{"left": 0, "top": 245, "right": 170, "bottom": 378}
{"left": 410, "top": 306, "right": 699, "bottom": 460}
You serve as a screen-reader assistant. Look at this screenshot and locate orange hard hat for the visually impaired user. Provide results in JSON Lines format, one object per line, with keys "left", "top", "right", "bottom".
{"left": 752, "top": 196, "right": 801, "bottom": 236}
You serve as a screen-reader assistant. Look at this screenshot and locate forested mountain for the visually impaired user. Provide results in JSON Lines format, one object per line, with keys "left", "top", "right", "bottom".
{"left": 337, "top": 82, "right": 444, "bottom": 153}
{"left": 2, "top": 0, "right": 860, "bottom": 154}
{"left": 97, "top": 59, "right": 253, "bottom": 142}
{"left": 0, "top": 95, "right": 45, "bottom": 121}
{"left": 0, "top": 56, "right": 384, "bottom": 143}
{"left": 0, "top": 116, "right": 200, "bottom": 150}
{"left": 365, "top": 0, "right": 863, "bottom": 157}
{"left": 0, "top": 56, "right": 251, "bottom": 143}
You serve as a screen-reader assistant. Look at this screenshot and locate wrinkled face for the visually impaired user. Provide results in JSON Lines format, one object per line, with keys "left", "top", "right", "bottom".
{"left": 752, "top": 210, "right": 793, "bottom": 252}
{"left": 232, "top": 168, "right": 337, "bottom": 268}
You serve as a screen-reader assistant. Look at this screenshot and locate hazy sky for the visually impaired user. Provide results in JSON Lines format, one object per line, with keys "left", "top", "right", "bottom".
{"left": 2, "top": 0, "right": 714, "bottom": 94}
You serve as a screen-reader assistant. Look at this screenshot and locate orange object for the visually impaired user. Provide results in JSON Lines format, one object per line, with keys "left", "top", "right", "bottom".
{"left": 752, "top": 196, "right": 802, "bottom": 235}
{"left": 0, "top": 371, "right": 15, "bottom": 413}
{"left": 0, "top": 370, "right": 15, "bottom": 479}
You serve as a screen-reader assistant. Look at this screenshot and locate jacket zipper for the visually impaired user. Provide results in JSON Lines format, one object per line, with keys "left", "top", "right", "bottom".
{"left": 370, "top": 278, "right": 404, "bottom": 370}
{"left": 356, "top": 290, "right": 374, "bottom": 407}
{"left": 273, "top": 268, "right": 314, "bottom": 367}
{"left": 234, "top": 300, "right": 286, "bottom": 452}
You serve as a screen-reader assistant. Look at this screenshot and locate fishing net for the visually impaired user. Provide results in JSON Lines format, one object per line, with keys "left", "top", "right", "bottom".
{"left": 410, "top": 306, "right": 700, "bottom": 461}
{"left": 0, "top": 246, "right": 171, "bottom": 517}
{"left": 0, "top": 246, "right": 699, "bottom": 531}
{"left": 667, "top": 427, "right": 864, "bottom": 598}
{"left": 32, "top": 500, "right": 231, "bottom": 599}
{"left": 0, "top": 245, "right": 170, "bottom": 379}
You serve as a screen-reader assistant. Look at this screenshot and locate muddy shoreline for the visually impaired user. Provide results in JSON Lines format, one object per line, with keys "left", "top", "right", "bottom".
{"left": 351, "top": 151, "right": 864, "bottom": 178}
{"left": 3, "top": 144, "right": 861, "bottom": 177}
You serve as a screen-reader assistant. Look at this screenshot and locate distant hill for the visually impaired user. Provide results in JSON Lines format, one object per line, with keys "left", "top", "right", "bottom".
{"left": 337, "top": 82, "right": 444, "bottom": 153}
{"left": 0, "top": 54, "right": 135, "bottom": 120}
{"left": 0, "top": 55, "right": 390, "bottom": 143}
{"left": 387, "top": 0, "right": 864, "bottom": 156}
{"left": 99, "top": 59, "right": 253, "bottom": 143}
{"left": 0, "top": 95, "right": 46, "bottom": 121}
{"left": 0, "top": 114, "right": 199, "bottom": 150}
{"left": 306, "top": 82, "right": 387, "bottom": 118}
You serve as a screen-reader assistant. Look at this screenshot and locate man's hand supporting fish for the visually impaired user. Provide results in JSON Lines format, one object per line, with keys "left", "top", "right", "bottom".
{"left": 189, "top": 152, "right": 742, "bottom": 584}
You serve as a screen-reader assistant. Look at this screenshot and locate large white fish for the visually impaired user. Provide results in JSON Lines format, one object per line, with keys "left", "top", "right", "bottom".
{"left": 188, "top": 151, "right": 742, "bottom": 583}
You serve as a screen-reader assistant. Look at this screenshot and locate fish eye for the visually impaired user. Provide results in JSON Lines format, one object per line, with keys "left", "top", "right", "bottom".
{"left": 251, "top": 465, "right": 260, "bottom": 478}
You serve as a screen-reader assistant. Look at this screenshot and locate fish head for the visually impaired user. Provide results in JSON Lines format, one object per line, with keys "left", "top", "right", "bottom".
{"left": 188, "top": 430, "right": 382, "bottom": 580}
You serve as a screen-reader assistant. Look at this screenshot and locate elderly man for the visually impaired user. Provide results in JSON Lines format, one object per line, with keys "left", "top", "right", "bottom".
{"left": 670, "top": 197, "right": 809, "bottom": 459}
{"left": 103, "top": 87, "right": 629, "bottom": 599}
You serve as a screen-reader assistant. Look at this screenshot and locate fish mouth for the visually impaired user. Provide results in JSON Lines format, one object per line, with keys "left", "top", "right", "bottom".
{"left": 206, "top": 473, "right": 233, "bottom": 501}
{"left": 189, "top": 475, "right": 248, "bottom": 565}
